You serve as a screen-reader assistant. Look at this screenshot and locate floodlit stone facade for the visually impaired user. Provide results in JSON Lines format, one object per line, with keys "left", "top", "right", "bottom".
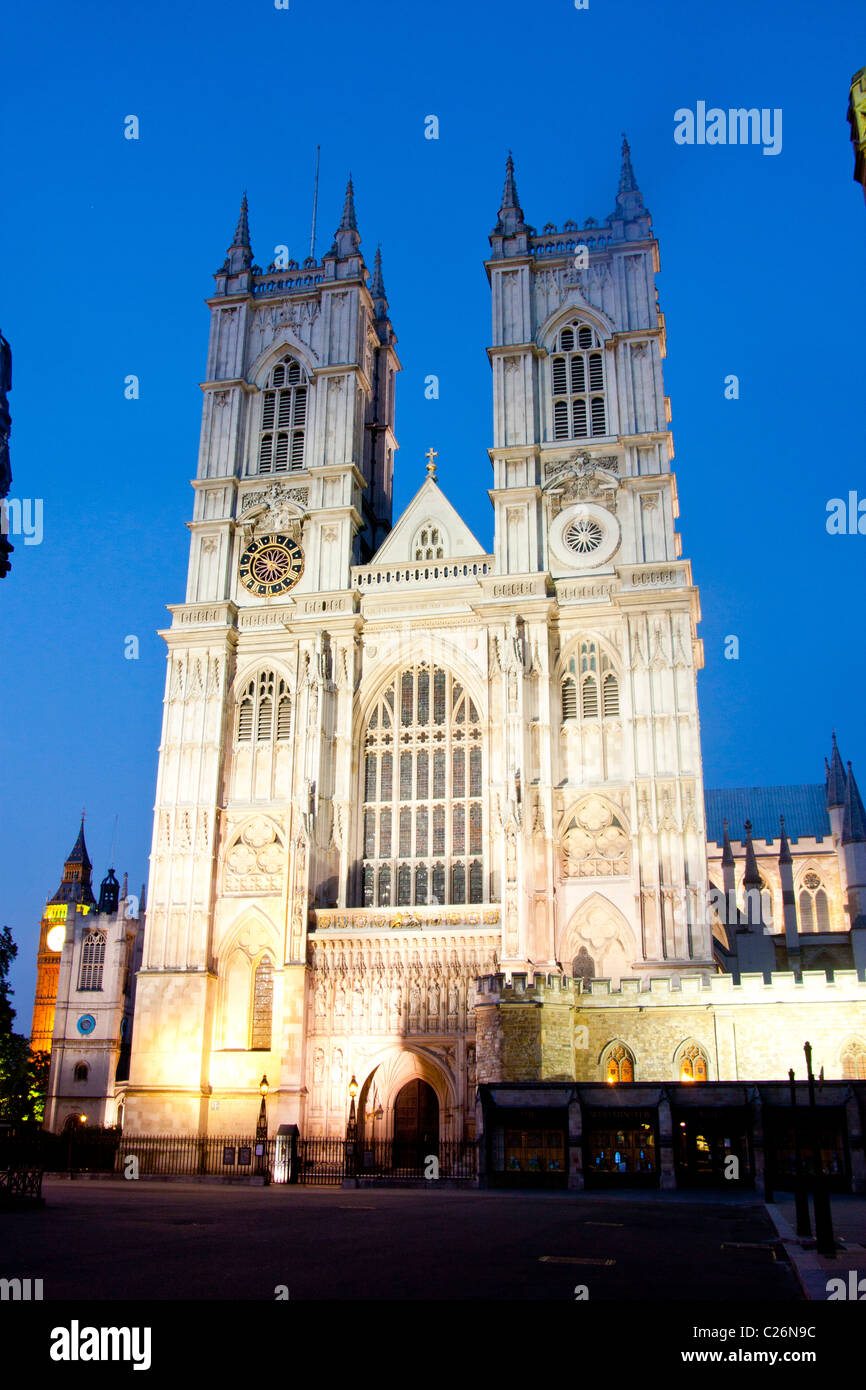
{"left": 102, "top": 149, "right": 866, "bottom": 1150}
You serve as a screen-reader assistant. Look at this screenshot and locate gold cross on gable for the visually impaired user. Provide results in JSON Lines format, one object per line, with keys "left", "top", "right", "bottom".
{"left": 425, "top": 447, "right": 438, "bottom": 477}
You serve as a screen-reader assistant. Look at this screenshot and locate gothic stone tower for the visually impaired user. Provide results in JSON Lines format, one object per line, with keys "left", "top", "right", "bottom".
{"left": 124, "top": 184, "right": 400, "bottom": 1133}
{"left": 485, "top": 143, "right": 714, "bottom": 987}
{"left": 31, "top": 818, "right": 97, "bottom": 1055}
{"left": 124, "top": 146, "right": 714, "bottom": 1139}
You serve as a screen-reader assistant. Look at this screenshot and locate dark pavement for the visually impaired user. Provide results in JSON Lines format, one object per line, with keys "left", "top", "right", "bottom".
{"left": 0, "top": 1180, "right": 803, "bottom": 1301}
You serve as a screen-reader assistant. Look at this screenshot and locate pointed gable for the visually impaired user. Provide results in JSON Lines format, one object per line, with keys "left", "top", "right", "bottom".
{"left": 371, "top": 477, "right": 487, "bottom": 565}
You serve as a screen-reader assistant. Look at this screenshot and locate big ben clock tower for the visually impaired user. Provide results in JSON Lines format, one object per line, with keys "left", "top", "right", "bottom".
{"left": 30, "top": 817, "right": 97, "bottom": 1055}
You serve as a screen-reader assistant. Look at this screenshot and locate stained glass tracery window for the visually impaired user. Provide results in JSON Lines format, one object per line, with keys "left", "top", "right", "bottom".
{"left": 361, "top": 665, "right": 485, "bottom": 907}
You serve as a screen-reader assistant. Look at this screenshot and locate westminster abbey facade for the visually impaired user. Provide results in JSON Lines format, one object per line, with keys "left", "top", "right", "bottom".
{"left": 95, "top": 146, "right": 866, "bottom": 1183}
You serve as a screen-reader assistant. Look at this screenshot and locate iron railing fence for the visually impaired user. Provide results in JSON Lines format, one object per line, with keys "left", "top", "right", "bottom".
{"left": 117, "top": 1134, "right": 276, "bottom": 1177}
{"left": 0, "top": 1129, "right": 478, "bottom": 1184}
{"left": 299, "top": 1137, "right": 477, "bottom": 1184}
{"left": 0, "top": 1166, "right": 44, "bottom": 1203}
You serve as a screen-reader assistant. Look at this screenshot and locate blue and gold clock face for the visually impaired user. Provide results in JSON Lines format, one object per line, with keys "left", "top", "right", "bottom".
{"left": 239, "top": 533, "right": 304, "bottom": 597}
{"left": 77, "top": 1014, "right": 96, "bottom": 1036}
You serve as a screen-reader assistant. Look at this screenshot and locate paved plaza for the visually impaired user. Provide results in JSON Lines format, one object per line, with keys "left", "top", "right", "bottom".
{"left": 2, "top": 1180, "right": 806, "bottom": 1302}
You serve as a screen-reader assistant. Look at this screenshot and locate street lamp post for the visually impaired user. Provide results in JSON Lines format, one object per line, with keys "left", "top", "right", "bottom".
{"left": 804, "top": 1042, "right": 835, "bottom": 1258}
{"left": 788, "top": 1068, "right": 811, "bottom": 1238}
{"left": 256, "top": 1075, "right": 269, "bottom": 1183}
{"left": 346, "top": 1075, "right": 359, "bottom": 1182}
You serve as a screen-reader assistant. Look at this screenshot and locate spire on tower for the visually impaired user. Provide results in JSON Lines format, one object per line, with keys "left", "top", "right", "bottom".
{"left": 611, "top": 133, "right": 648, "bottom": 224}
{"left": 370, "top": 244, "right": 386, "bottom": 301}
{"left": 842, "top": 762, "right": 866, "bottom": 844}
{"left": 47, "top": 815, "right": 97, "bottom": 909}
{"left": 331, "top": 174, "right": 361, "bottom": 257}
{"left": 339, "top": 175, "right": 358, "bottom": 232}
{"left": 222, "top": 191, "right": 253, "bottom": 275}
{"left": 742, "top": 819, "right": 762, "bottom": 887}
{"left": 618, "top": 133, "right": 638, "bottom": 193}
{"left": 232, "top": 191, "right": 251, "bottom": 250}
{"left": 721, "top": 818, "right": 735, "bottom": 867}
{"left": 826, "top": 731, "right": 847, "bottom": 808}
{"left": 494, "top": 151, "right": 529, "bottom": 236}
{"left": 778, "top": 815, "right": 792, "bottom": 865}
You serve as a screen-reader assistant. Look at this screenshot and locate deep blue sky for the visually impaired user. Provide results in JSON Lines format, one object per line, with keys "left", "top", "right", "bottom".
{"left": 1, "top": 0, "right": 864, "bottom": 1017}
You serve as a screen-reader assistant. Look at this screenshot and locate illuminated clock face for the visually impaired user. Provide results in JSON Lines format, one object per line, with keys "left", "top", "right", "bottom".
{"left": 239, "top": 533, "right": 304, "bottom": 597}
{"left": 46, "top": 925, "right": 66, "bottom": 953}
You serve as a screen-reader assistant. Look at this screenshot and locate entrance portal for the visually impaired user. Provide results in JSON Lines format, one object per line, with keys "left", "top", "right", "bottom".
{"left": 393, "top": 1080, "right": 439, "bottom": 1167}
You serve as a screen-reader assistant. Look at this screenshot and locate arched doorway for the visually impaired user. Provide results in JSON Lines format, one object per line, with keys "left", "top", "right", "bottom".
{"left": 393, "top": 1080, "right": 439, "bottom": 1166}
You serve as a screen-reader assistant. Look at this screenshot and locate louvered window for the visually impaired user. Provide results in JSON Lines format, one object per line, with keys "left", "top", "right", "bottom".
{"left": 582, "top": 675, "right": 599, "bottom": 718}
{"left": 602, "top": 673, "right": 619, "bottom": 718}
{"left": 276, "top": 682, "right": 292, "bottom": 741}
{"left": 256, "top": 671, "right": 275, "bottom": 741}
{"left": 360, "top": 664, "right": 485, "bottom": 907}
{"left": 237, "top": 680, "right": 255, "bottom": 741}
{"left": 561, "top": 642, "right": 620, "bottom": 724}
{"left": 551, "top": 320, "right": 608, "bottom": 440}
{"left": 236, "top": 670, "right": 287, "bottom": 744}
{"left": 79, "top": 931, "right": 106, "bottom": 991}
{"left": 562, "top": 677, "right": 577, "bottom": 720}
{"left": 257, "top": 356, "right": 308, "bottom": 475}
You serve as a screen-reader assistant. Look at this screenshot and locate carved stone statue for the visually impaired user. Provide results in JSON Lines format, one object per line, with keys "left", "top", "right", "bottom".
{"left": 389, "top": 984, "right": 402, "bottom": 1020}
{"left": 409, "top": 981, "right": 421, "bottom": 1021}
{"left": 352, "top": 979, "right": 364, "bottom": 1017}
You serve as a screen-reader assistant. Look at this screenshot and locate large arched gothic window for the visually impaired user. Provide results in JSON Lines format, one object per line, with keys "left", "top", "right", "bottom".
{"left": 360, "top": 664, "right": 484, "bottom": 907}
{"left": 551, "top": 321, "right": 607, "bottom": 441}
{"left": 78, "top": 931, "right": 106, "bottom": 991}
{"left": 561, "top": 640, "right": 619, "bottom": 721}
{"left": 257, "top": 355, "right": 308, "bottom": 474}
{"left": 798, "top": 871, "right": 831, "bottom": 932}
{"left": 236, "top": 671, "right": 292, "bottom": 743}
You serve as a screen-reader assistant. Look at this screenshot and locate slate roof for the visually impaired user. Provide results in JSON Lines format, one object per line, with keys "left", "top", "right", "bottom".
{"left": 704, "top": 785, "right": 831, "bottom": 846}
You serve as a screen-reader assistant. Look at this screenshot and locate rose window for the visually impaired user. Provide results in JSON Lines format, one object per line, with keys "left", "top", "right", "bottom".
{"left": 564, "top": 516, "right": 604, "bottom": 554}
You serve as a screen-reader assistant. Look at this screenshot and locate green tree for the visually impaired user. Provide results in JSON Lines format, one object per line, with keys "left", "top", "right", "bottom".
{"left": 0, "top": 925, "right": 50, "bottom": 1125}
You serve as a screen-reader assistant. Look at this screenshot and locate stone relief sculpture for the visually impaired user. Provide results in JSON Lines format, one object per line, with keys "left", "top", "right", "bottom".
{"left": 560, "top": 796, "right": 630, "bottom": 877}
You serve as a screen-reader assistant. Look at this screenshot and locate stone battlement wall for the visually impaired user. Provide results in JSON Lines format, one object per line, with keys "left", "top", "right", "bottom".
{"left": 473, "top": 968, "right": 866, "bottom": 1007}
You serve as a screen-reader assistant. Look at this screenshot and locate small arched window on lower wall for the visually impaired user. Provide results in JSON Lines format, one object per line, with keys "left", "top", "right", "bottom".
{"left": 841, "top": 1040, "right": 866, "bottom": 1080}
{"left": 677, "top": 1042, "right": 709, "bottom": 1083}
{"left": 73, "top": 1062, "right": 89, "bottom": 1082}
{"left": 604, "top": 1042, "right": 634, "bottom": 1083}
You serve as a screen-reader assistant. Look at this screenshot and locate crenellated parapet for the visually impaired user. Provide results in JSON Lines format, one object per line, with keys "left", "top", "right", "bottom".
{"left": 473, "top": 968, "right": 866, "bottom": 1088}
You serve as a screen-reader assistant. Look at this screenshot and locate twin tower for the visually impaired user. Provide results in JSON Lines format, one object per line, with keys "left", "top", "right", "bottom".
{"left": 120, "top": 143, "right": 717, "bottom": 1137}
